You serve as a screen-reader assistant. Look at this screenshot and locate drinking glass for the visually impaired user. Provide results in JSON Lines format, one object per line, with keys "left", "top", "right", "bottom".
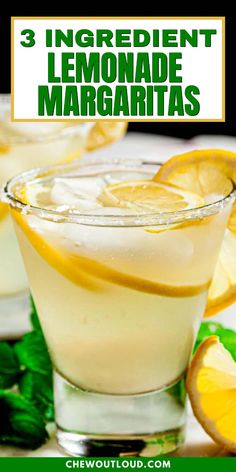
{"left": 3, "top": 159, "right": 235, "bottom": 456}
{"left": 0, "top": 94, "right": 93, "bottom": 337}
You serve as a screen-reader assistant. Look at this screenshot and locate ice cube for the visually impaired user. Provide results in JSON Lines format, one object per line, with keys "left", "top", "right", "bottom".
{"left": 51, "top": 177, "right": 106, "bottom": 209}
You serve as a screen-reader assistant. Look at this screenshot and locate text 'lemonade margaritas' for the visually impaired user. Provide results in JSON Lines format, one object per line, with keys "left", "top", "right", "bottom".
{"left": 3, "top": 155, "right": 236, "bottom": 456}
{"left": 0, "top": 95, "right": 126, "bottom": 336}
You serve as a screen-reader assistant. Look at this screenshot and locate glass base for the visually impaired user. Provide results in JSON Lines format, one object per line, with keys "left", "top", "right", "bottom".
{"left": 0, "top": 291, "right": 30, "bottom": 339}
{"left": 54, "top": 372, "right": 186, "bottom": 457}
{"left": 57, "top": 427, "right": 185, "bottom": 457}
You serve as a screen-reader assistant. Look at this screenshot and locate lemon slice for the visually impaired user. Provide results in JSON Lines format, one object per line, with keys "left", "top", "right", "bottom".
{"left": 14, "top": 176, "right": 206, "bottom": 297}
{"left": 187, "top": 336, "right": 236, "bottom": 453}
{"left": 86, "top": 122, "right": 128, "bottom": 151}
{"left": 154, "top": 149, "right": 236, "bottom": 317}
{"left": 154, "top": 149, "right": 236, "bottom": 198}
{"left": 0, "top": 144, "right": 10, "bottom": 154}
{"left": 0, "top": 202, "right": 8, "bottom": 222}
{"left": 99, "top": 180, "right": 204, "bottom": 212}
{"left": 12, "top": 209, "right": 208, "bottom": 298}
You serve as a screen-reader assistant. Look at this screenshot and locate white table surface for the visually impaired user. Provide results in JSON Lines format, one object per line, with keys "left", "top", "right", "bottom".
{"left": 1, "top": 132, "right": 236, "bottom": 457}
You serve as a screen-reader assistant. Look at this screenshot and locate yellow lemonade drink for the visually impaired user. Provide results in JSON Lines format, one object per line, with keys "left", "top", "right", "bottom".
{"left": 4, "top": 159, "right": 235, "bottom": 456}
{"left": 0, "top": 95, "right": 126, "bottom": 337}
{"left": 0, "top": 95, "right": 93, "bottom": 299}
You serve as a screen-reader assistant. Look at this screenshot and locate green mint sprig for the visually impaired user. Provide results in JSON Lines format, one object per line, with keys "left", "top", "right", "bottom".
{"left": 0, "top": 297, "right": 53, "bottom": 449}
{"left": 194, "top": 321, "right": 236, "bottom": 361}
{"left": 0, "top": 391, "right": 49, "bottom": 449}
{"left": 0, "top": 342, "right": 20, "bottom": 389}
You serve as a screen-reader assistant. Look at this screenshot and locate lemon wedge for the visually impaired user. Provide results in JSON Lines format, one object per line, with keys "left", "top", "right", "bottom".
{"left": 187, "top": 336, "right": 236, "bottom": 453}
{"left": 87, "top": 122, "right": 128, "bottom": 151}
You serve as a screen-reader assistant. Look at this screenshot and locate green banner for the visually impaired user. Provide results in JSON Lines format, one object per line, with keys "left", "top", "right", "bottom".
{"left": 0, "top": 457, "right": 236, "bottom": 471}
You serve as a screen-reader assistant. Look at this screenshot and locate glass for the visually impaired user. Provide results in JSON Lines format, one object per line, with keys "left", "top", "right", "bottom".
{"left": 2, "top": 159, "right": 235, "bottom": 457}
{"left": 0, "top": 94, "right": 93, "bottom": 337}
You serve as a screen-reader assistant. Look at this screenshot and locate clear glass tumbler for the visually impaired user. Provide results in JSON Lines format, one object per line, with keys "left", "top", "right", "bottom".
{"left": 0, "top": 94, "right": 94, "bottom": 337}
{"left": 3, "top": 159, "right": 235, "bottom": 456}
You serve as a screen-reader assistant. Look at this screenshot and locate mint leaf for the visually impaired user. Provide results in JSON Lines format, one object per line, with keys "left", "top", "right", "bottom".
{"left": 13, "top": 305, "right": 54, "bottom": 422}
{"left": 0, "top": 342, "right": 21, "bottom": 389}
{"left": 0, "top": 296, "right": 53, "bottom": 449}
{"left": 168, "top": 377, "right": 186, "bottom": 406}
{"left": 195, "top": 322, "right": 236, "bottom": 360}
{"left": 0, "top": 390, "right": 48, "bottom": 449}
{"left": 19, "top": 371, "right": 54, "bottom": 422}
{"left": 14, "top": 330, "right": 51, "bottom": 376}
{"left": 29, "top": 296, "right": 42, "bottom": 332}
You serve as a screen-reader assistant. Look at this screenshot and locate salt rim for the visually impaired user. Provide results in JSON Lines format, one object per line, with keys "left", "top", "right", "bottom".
{"left": 0, "top": 94, "right": 92, "bottom": 145}
{"left": 2, "top": 159, "right": 236, "bottom": 227}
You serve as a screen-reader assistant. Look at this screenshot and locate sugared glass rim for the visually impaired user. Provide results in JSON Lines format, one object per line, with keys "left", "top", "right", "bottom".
{"left": 2, "top": 158, "right": 236, "bottom": 227}
{"left": 0, "top": 94, "right": 92, "bottom": 145}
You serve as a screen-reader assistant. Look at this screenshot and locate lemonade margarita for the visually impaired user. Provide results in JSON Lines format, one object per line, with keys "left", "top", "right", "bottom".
{"left": 0, "top": 95, "right": 125, "bottom": 336}
{"left": 0, "top": 99, "right": 92, "bottom": 297}
{"left": 3, "top": 158, "right": 235, "bottom": 456}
